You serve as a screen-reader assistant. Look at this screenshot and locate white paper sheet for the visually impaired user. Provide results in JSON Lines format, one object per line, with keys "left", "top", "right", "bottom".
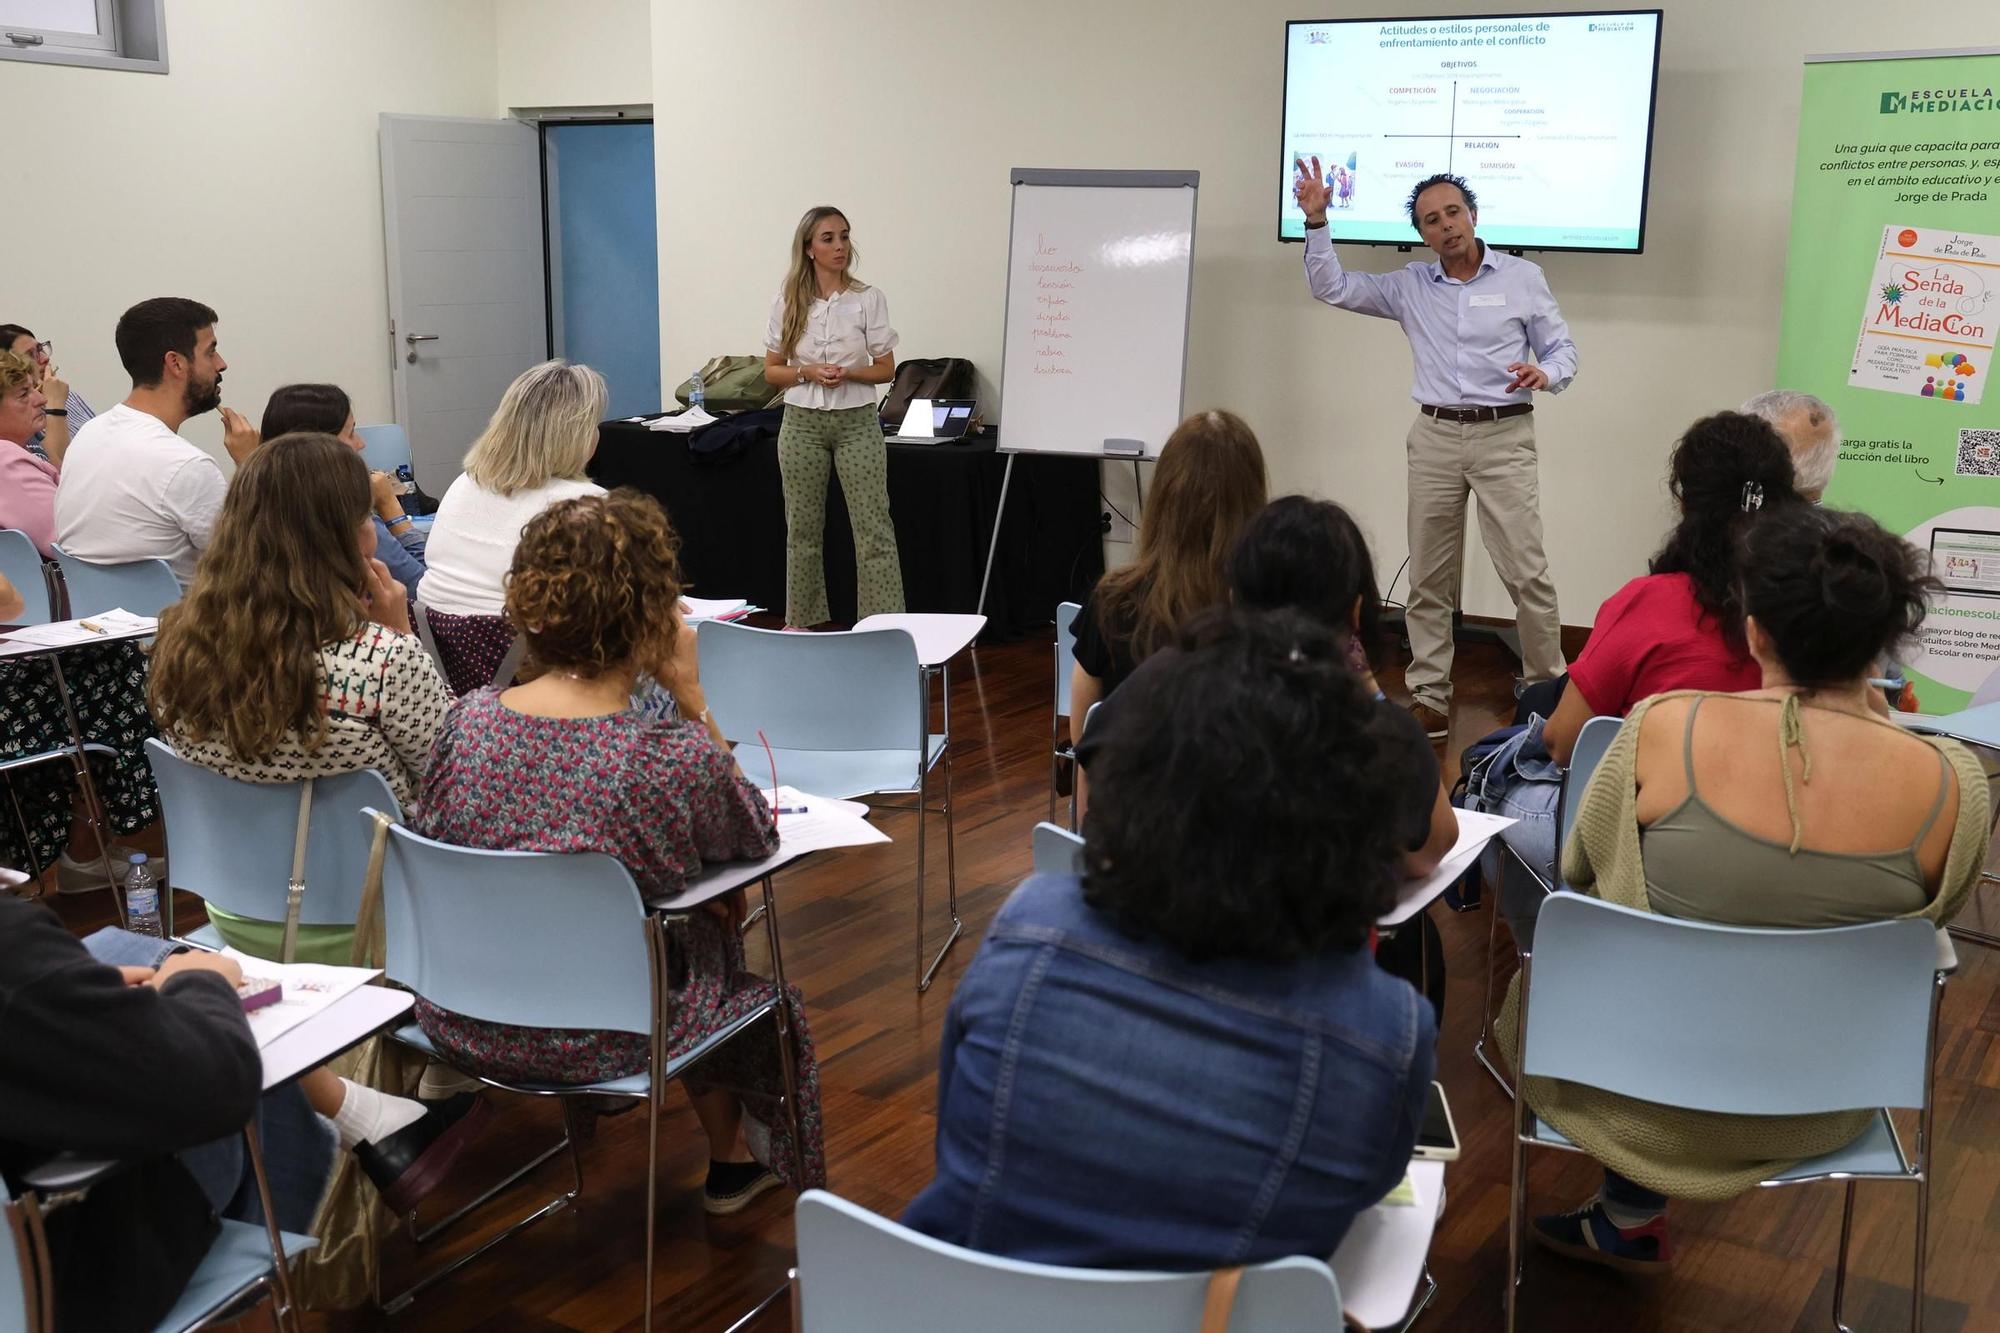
{"left": 762, "top": 786, "right": 887, "bottom": 854}
{"left": 223, "top": 950, "right": 381, "bottom": 1049}
{"left": 682, "top": 597, "right": 752, "bottom": 622}
{"left": 646, "top": 406, "right": 717, "bottom": 433}
{"left": 0, "top": 608, "right": 157, "bottom": 650}
{"left": 1379, "top": 809, "right": 1516, "bottom": 926}
{"left": 1331, "top": 1158, "right": 1445, "bottom": 1328}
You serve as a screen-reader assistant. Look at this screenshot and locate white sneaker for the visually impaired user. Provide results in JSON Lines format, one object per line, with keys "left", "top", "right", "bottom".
{"left": 56, "top": 845, "right": 164, "bottom": 895}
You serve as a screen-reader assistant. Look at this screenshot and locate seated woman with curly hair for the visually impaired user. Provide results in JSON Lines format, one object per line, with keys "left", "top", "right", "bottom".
{"left": 904, "top": 606, "right": 1437, "bottom": 1268}
{"left": 1507, "top": 505, "right": 1989, "bottom": 1273}
{"left": 413, "top": 490, "right": 826, "bottom": 1214}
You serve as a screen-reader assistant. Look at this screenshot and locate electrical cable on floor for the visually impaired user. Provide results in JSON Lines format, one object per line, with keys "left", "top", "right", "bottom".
{"left": 1382, "top": 555, "right": 1412, "bottom": 609}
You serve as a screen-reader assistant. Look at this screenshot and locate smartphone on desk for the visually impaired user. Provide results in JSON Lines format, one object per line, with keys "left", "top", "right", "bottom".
{"left": 1413, "top": 1081, "right": 1460, "bottom": 1162}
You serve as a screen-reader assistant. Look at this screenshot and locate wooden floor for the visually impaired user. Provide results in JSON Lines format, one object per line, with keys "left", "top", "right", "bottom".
{"left": 54, "top": 631, "right": 2000, "bottom": 1332}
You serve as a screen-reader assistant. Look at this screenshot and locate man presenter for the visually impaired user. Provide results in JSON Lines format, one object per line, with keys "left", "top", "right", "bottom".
{"left": 1296, "top": 164, "right": 1576, "bottom": 739}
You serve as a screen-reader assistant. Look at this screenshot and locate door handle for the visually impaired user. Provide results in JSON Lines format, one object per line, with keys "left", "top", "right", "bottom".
{"left": 403, "top": 333, "right": 439, "bottom": 364}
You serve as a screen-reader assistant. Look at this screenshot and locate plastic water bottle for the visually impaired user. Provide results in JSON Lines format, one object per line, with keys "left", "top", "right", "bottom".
{"left": 124, "top": 854, "right": 163, "bottom": 938}
{"left": 394, "top": 462, "right": 417, "bottom": 497}
{"left": 688, "top": 367, "right": 706, "bottom": 411}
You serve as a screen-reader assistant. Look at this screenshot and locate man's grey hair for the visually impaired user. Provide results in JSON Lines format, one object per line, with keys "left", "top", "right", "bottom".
{"left": 1741, "top": 389, "right": 1840, "bottom": 498}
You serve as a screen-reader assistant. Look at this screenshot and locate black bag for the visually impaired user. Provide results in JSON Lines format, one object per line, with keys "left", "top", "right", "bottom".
{"left": 879, "top": 358, "right": 975, "bottom": 428}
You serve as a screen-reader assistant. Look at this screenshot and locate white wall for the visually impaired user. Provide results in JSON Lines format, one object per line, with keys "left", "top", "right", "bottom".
{"left": 653, "top": 0, "right": 2000, "bottom": 625}
{"left": 496, "top": 0, "right": 649, "bottom": 110}
{"left": 9, "top": 1, "right": 500, "bottom": 463}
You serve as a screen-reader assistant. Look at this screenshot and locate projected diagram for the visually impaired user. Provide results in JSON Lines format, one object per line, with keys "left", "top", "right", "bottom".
{"left": 1382, "top": 80, "right": 1520, "bottom": 174}
{"left": 1280, "top": 14, "right": 1661, "bottom": 250}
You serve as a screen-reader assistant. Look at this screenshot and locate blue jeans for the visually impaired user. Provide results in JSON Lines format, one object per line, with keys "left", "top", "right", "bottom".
{"left": 83, "top": 927, "right": 336, "bottom": 1231}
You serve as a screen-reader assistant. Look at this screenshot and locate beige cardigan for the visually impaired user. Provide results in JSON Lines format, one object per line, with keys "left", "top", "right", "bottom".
{"left": 1498, "top": 691, "right": 1989, "bottom": 1200}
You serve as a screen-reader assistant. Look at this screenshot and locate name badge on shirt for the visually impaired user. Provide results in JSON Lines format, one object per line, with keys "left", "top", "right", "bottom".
{"left": 1468, "top": 293, "right": 1508, "bottom": 308}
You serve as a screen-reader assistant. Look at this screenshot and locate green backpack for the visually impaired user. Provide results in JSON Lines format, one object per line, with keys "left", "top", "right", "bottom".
{"left": 673, "top": 354, "right": 784, "bottom": 412}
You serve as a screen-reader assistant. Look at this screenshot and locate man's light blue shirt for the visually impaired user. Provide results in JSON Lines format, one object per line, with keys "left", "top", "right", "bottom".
{"left": 1303, "top": 227, "right": 1578, "bottom": 408}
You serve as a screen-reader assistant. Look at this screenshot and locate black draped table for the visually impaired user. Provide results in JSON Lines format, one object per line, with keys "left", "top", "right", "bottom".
{"left": 590, "top": 415, "right": 1103, "bottom": 637}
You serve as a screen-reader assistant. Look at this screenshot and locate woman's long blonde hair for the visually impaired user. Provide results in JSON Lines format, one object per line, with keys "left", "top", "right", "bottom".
{"left": 1091, "top": 410, "right": 1270, "bottom": 663}
{"left": 150, "top": 433, "right": 374, "bottom": 761}
{"left": 462, "top": 359, "right": 606, "bottom": 497}
{"left": 776, "top": 206, "right": 864, "bottom": 361}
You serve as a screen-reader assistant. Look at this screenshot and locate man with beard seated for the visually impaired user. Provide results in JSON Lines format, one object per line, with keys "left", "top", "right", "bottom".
{"left": 54, "top": 297, "right": 261, "bottom": 586}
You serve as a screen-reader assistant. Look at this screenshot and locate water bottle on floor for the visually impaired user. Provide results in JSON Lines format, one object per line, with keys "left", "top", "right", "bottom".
{"left": 689, "top": 367, "right": 706, "bottom": 412}
{"left": 125, "top": 853, "right": 162, "bottom": 938}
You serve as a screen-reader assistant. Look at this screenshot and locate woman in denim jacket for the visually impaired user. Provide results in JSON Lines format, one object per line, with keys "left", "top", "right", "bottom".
{"left": 904, "top": 607, "right": 1437, "bottom": 1269}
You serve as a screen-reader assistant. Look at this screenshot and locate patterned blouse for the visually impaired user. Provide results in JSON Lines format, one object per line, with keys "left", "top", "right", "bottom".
{"left": 412, "top": 687, "right": 781, "bottom": 1082}
{"left": 417, "top": 686, "right": 777, "bottom": 900}
{"left": 169, "top": 624, "right": 452, "bottom": 814}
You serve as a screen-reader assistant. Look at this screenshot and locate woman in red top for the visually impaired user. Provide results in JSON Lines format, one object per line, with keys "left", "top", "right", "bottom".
{"left": 1544, "top": 413, "right": 1803, "bottom": 764}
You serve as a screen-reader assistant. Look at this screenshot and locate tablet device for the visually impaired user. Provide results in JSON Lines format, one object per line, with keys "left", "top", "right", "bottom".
{"left": 1929, "top": 527, "right": 2000, "bottom": 599}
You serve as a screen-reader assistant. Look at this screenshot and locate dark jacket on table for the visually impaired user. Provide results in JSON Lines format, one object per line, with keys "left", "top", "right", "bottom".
{"left": 0, "top": 895, "right": 262, "bottom": 1331}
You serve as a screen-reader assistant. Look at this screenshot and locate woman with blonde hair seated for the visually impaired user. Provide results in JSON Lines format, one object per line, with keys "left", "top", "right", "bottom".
{"left": 1505, "top": 504, "right": 1989, "bottom": 1273}
{"left": 414, "top": 489, "right": 826, "bottom": 1213}
{"left": 416, "top": 359, "right": 606, "bottom": 691}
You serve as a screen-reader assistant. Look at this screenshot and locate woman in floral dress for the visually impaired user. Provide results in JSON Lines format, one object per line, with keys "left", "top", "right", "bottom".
{"left": 414, "top": 489, "right": 825, "bottom": 1212}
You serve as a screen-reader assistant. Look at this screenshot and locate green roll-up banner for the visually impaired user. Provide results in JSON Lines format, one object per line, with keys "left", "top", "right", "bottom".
{"left": 1776, "top": 48, "right": 2000, "bottom": 711}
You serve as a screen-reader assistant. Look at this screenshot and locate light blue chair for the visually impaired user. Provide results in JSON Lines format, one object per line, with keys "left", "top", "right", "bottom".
{"left": 1474, "top": 713, "right": 1619, "bottom": 1097}
{"left": 1031, "top": 821, "right": 1084, "bottom": 877}
{"left": 698, "top": 620, "right": 958, "bottom": 990}
{"left": 144, "top": 739, "right": 402, "bottom": 951}
{"left": 371, "top": 816, "right": 804, "bottom": 1328}
{"left": 1050, "top": 601, "right": 1081, "bottom": 824}
{"left": 1065, "top": 700, "right": 1104, "bottom": 832}
{"left": 51, "top": 544, "right": 180, "bottom": 619}
{"left": 0, "top": 529, "right": 122, "bottom": 904}
{"left": 1505, "top": 894, "right": 1945, "bottom": 1333}
{"left": 792, "top": 1189, "right": 1348, "bottom": 1332}
{"left": 3, "top": 1153, "right": 316, "bottom": 1332}
{"left": 354, "top": 424, "right": 433, "bottom": 534}
{"left": 0, "top": 529, "right": 55, "bottom": 622}
{"left": 354, "top": 422, "right": 412, "bottom": 477}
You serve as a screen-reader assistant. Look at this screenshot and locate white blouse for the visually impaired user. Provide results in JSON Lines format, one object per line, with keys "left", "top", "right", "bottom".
{"left": 765, "top": 284, "right": 899, "bottom": 412}
{"left": 417, "top": 474, "right": 605, "bottom": 617}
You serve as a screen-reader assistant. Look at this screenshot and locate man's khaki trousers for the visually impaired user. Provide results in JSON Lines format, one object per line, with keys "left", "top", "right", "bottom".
{"left": 1403, "top": 410, "right": 1565, "bottom": 711}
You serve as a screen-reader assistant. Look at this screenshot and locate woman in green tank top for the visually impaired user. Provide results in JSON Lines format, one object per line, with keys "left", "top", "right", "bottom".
{"left": 1511, "top": 505, "right": 1989, "bottom": 1274}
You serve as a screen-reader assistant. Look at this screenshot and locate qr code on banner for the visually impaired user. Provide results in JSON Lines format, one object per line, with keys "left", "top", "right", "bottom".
{"left": 1957, "top": 430, "right": 2000, "bottom": 477}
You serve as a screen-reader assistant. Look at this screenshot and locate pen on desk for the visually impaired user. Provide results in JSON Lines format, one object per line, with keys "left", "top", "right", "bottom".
{"left": 78, "top": 620, "right": 107, "bottom": 635}
{"left": 772, "top": 805, "right": 809, "bottom": 816}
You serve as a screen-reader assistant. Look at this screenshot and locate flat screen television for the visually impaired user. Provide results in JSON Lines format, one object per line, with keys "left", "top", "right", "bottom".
{"left": 1279, "top": 10, "right": 1664, "bottom": 253}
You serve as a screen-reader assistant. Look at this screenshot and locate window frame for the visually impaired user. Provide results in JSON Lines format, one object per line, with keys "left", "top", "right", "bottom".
{"left": 0, "top": 0, "right": 164, "bottom": 73}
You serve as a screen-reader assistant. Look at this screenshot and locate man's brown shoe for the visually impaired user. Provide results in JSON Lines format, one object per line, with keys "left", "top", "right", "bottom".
{"left": 1409, "top": 701, "right": 1450, "bottom": 742}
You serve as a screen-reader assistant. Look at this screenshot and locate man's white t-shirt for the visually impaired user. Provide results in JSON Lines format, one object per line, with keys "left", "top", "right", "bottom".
{"left": 53, "top": 403, "right": 228, "bottom": 585}
{"left": 417, "top": 474, "right": 606, "bottom": 617}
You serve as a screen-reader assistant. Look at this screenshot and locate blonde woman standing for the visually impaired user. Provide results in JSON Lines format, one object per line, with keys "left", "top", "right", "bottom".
{"left": 762, "top": 206, "right": 903, "bottom": 628}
